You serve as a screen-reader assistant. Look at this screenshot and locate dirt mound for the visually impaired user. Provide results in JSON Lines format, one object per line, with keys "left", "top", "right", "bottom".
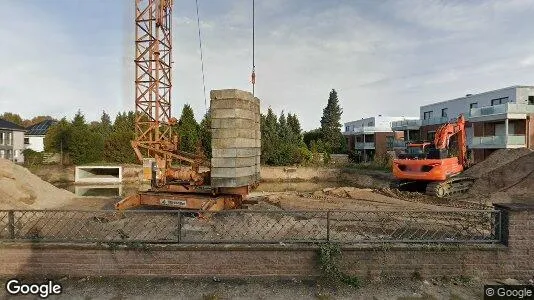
{"left": 464, "top": 148, "right": 532, "bottom": 178}
{"left": 468, "top": 151, "right": 534, "bottom": 200}
{"left": 0, "top": 159, "right": 75, "bottom": 209}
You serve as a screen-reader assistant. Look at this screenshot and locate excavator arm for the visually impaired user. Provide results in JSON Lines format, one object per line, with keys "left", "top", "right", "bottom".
{"left": 433, "top": 114, "right": 467, "bottom": 168}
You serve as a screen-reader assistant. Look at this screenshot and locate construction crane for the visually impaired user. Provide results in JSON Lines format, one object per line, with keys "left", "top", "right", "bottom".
{"left": 392, "top": 114, "right": 474, "bottom": 197}
{"left": 116, "top": 0, "right": 250, "bottom": 210}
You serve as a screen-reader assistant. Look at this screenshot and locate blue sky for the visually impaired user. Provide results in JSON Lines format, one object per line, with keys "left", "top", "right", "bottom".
{"left": 1, "top": 0, "right": 534, "bottom": 130}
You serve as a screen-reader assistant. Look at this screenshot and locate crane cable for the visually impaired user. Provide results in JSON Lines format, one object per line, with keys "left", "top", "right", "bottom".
{"left": 251, "top": 0, "right": 256, "bottom": 96}
{"left": 195, "top": 0, "right": 208, "bottom": 111}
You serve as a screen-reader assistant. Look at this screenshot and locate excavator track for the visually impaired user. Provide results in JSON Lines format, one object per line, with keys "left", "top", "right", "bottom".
{"left": 425, "top": 177, "right": 476, "bottom": 198}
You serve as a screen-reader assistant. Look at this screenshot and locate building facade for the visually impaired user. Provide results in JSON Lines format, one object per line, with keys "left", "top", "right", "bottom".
{"left": 343, "top": 116, "right": 414, "bottom": 162}
{"left": 0, "top": 119, "right": 26, "bottom": 163}
{"left": 392, "top": 86, "right": 534, "bottom": 163}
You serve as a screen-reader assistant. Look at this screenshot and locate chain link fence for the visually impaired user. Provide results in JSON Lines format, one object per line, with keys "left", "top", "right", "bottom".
{"left": 0, "top": 209, "right": 501, "bottom": 244}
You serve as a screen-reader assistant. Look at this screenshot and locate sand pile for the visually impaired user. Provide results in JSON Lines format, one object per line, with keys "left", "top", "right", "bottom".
{"left": 467, "top": 150, "right": 534, "bottom": 201}
{"left": 0, "top": 159, "right": 75, "bottom": 209}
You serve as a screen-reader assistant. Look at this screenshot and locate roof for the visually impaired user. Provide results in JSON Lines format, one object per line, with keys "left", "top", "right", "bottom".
{"left": 26, "top": 119, "right": 57, "bottom": 136}
{"left": 0, "top": 118, "right": 26, "bottom": 131}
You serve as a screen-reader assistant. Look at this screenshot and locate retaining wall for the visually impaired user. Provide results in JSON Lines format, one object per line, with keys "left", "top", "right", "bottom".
{"left": 0, "top": 204, "right": 531, "bottom": 280}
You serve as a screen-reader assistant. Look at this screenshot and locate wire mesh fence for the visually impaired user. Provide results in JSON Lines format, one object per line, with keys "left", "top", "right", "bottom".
{"left": 0, "top": 209, "right": 501, "bottom": 244}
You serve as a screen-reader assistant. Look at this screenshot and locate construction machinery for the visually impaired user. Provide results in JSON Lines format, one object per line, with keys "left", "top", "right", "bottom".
{"left": 115, "top": 0, "right": 257, "bottom": 210}
{"left": 392, "top": 114, "right": 474, "bottom": 197}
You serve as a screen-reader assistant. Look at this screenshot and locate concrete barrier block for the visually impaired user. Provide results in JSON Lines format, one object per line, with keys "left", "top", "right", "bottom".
{"left": 212, "top": 129, "right": 256, "bottom": 139}
{"left": 211, "top": 99, "right": 254, "bottom": 110}
{"left": 211, "top": 174, "right": 258, "bottom": 188}
{"left": 210, "top": 89, "right": 254, "bottom": 101}
{"left": 211, "top": 166, "right": 256, "bottom": 178}
{"left": 211, "top": 118, "right": 256, "bottom": 129}
{"left": 211, "top": 108, "right": 255, "bottom": 120}
{"left": 212, "top": 157, "right": 256, "bottom": 168}
{"left": 212, "top": 138, "right": 257, "bottom": 149}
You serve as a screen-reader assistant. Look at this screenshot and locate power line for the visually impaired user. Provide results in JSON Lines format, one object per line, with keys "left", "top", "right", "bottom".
{"left": 252, "top": 0, "right": 256, "bottom": 96}
{"left": 195, "top": 0, "right": 208, "bottom": 111}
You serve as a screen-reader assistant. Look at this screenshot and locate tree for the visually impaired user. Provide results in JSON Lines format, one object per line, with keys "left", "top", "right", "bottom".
{"left": 0, "top": 112, "right": 23, "bottom": 125}
{"left": 199, "top": 111, "right": 212, "bottom": 158}
{"left": 287, "top": 113, "right": 302, "bottom": 137}
{"left": 44, "top": 118, "right": 72, "bottom": 154}
{"left": 68, "top": 111, "right": 104, "bottom": 164}
{"left": 320, "top": 89, "right": 344, "bottom": 153}
{"left": 93, "top": 110, "right": 113, "bottom": 139}
{"left": 176, "top": 104, "right": 200, "bottom": 153}
{"left": 103, "top": 111, "right": 137, "bottom": 163}
{"left": 23, "top": 116, "right": 54, "bottom": 127}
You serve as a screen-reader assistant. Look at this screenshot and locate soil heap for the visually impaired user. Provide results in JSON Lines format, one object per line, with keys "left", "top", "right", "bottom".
{"left": 0, "top": 159, "right": 74, "bottom": 209}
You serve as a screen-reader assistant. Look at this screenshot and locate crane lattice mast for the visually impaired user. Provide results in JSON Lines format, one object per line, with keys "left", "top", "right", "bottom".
{"left": 133, "top": 0, "right": 176, "bottom": 169}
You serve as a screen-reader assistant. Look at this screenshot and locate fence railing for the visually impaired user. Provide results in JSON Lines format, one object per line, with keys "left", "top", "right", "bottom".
{"left": 0, "top": 209, "right": 501, "bottom": 244}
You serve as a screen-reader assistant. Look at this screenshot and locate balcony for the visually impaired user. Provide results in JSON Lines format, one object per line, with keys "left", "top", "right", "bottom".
{"left": 469, "top": 134, "right": 526, "bottom": 149}
{"left": 469, "top": 103, "right": 534, "bottom": 122}
{"left": 355, "top": 142, "right": 375, "bottom": 149}
{"left": 421, "top": 117, "right": 449, "bottom": 126}
{"left": 344, "top": 126, "right": 391, "bottom": 135}
{"left": 392, "top": 140, "right": 408, "bottom": 148}
{"left": 391, "top": 119, "right": 422, "bottom": 130}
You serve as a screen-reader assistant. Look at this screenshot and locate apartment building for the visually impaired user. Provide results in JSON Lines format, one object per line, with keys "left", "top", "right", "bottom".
{"left": 392, "top": 86, "right": 534, "bottom": 163}
{"left": 0, "top": 118, "right": 26, "bottom": 163}
{"left": 343, "top": 116, "right": 409, "bottom": 162}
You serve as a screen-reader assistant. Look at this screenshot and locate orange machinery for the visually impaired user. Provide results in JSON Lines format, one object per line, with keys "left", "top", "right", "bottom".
{"left": 115, "top": 0, "right": 252, "bottom": 211}
{"left": 392, "top": 114, "right": 474, "bottom": 197}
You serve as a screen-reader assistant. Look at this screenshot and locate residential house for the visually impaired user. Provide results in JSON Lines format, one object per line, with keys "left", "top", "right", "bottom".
{"left": 25, "top": 119, "right": 57, "bottom": 152}
{"left": 0, "top": 118, "right": 26, "bottom": 163}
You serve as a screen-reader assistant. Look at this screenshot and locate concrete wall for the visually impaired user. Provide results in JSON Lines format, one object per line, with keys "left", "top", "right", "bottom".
{"left": 75, "top": 166, "right": 123, "bottom": 184}
{"left": 0, "top": 204, "right": 532, "bottom": 280}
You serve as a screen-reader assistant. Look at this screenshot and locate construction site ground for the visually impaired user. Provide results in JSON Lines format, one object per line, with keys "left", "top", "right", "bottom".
{"left": 3, "top": 148, "right": 533, "bottom": 212}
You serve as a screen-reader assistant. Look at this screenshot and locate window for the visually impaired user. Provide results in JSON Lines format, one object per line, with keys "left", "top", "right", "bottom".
{"left": 423, "top": 111, "right": 433, "bottom": 120}
{"left": 529, "top": 96, "right": 534, "bottom": 105}
{"left": 24, "top": 137, "right": 29, "bottom": 145}
{"left": 367, "top": 121, "right": 373, "bottom": 126}
{"left": 441, "top": 108, "right": 448, "bottom": 118}
{"left": 6, "top": 150, "right": 13, "bottom": 160}
{"left": 345, "top": 126, "right": 349, "bottom": 132}
{"left": 386, "top": 136, "right": 394, "bottom": 149}
{"left": 491, "top": 97, "right": 508, "bottom": 106}
{"left": 470, "top": 102, "right": 478, "bottom": 109}
{"left": 427, "top": 131, "right": 436, "bottom": 142}
{"left": 0, "top": 132, "right": 3, "bottom": 145}
{"left": 7, "top": 132, "right": 12, "bottom": 146}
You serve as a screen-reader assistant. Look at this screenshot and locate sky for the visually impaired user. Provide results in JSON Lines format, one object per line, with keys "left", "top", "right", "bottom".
{"left": 1, "top": 0, "right": 533, "bottom": 130}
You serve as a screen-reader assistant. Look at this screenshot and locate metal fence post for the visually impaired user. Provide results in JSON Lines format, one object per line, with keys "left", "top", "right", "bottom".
{"left": 8, "top": 211, "right": 15, "bottom": 239}
{"left": 326, "top": 211, "right": 330, "bottom": 242}
{"left": 177, "top": 211, "right": 182, "bottom": 243}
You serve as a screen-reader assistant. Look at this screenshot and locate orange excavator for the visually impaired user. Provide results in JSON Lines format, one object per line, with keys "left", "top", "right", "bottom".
{"left": 392, "top": 114, "right": 474, "bottom": 197}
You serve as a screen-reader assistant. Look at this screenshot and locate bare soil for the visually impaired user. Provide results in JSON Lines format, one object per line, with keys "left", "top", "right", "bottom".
{"left": 0, "top": 277, "right": 496, "bottom": 299}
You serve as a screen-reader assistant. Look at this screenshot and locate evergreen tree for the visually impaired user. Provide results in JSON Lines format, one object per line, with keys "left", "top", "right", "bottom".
{"left": 176, "top": 104, "right": 200, "bottom": 153}
{"left": 199, "top": 111, "right": 212, "bottom": 158}
{"left": 44, "top": 118, "right": 72, "bottom": 154}
{"left": 320, "top": 89, "right": 344, "bottom": 153}
{"left": 103, "top": 111, "right": 137, "bottom": 163}
{"left": 287, "top": 113, "right": 302, "bottom": 137}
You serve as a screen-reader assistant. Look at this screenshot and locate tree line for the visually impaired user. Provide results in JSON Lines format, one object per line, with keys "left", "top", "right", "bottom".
{"left": 5, "top": 89, "right": 347, "bottom": 166}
